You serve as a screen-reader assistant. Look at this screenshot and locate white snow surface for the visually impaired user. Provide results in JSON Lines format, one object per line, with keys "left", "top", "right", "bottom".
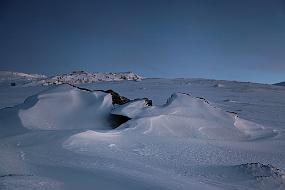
{"left": 0, "top": 77, "right": 285, "bottom": 190}
{"left": 18, "top": 86, "right": 113, "bottom": 130}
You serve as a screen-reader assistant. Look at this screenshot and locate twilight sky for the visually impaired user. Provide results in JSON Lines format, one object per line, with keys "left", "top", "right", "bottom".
{"left": 0, "top": 0, "right": 285, "bottom": 83}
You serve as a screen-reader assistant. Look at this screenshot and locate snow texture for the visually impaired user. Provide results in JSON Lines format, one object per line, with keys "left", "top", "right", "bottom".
{"left": 0, "top": 73, "right": 285, "bottom": 190}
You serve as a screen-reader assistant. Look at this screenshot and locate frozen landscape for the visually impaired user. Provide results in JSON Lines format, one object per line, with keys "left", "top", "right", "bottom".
{"left": 0, "top": 71, "right": 285, "bottom": 190}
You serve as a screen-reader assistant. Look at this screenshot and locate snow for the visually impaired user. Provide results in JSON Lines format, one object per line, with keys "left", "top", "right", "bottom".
{"left": 37, "top": 71, "right": 143, "bottom": 86}
{"left": 0, "top": 70, "right": 143, "bottom": 87}
{"left": 0, "top": 75, "right": 285, "bottom": 189}
{"left": 0, "top": 71, "right": 47, "bottom": 86}
{"left": 18, "top": 85, "right": 113, "bottom": 130}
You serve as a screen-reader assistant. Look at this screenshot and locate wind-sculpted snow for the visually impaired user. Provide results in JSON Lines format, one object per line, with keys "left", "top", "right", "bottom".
{"left": 111, "top": 93, "right": 277, "bottom": 141}
{"left": 1, "top": 79, "right": 285, "bottom": 189}
{"left": 63, "top": 90, "right": 284, "bottom": 189}
{"left": 18, "top": 85, "right": 113, "bottom": 130}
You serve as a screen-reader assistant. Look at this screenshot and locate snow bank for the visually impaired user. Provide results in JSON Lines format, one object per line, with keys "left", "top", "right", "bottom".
{"left": 3, "top": 85, "right": 276, "bottom": 140}
{"left": 18, "top": 85, "right": 113, "bottom": 130}
{"left": 113, "top": 93, "right": 276, "bottom": 141}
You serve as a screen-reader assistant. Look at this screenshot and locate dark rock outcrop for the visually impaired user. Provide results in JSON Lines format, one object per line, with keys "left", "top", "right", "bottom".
{"left": 104, "top": 89, "right": 130, "bottom": 105}
{"left": 67, "top": 84, "right": 130, "bottom": 105}
{"left": 133, "top": 98, "right": 152, "bottom": 106}
{"left": 237, "top": 162, "right": 285, "bottom": 179}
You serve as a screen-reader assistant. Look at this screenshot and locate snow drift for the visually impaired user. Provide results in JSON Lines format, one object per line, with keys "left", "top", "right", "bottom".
{"left": 112, "top": 93, "right": 276, "bottom": 141}
{"left": 1, "top": 78, "right": 285, "bottom": 190}
{"left": 1, "top": 84, "right": 276, "bottom": 140}
{"left": 18, "top": 85, "right": 113, "bottom": 130}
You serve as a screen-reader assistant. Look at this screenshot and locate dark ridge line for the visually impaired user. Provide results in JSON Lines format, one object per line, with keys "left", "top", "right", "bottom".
{"left": 0, "top": 174, "right": 33, "bottom": 178}
{"left": 66, "top": 83, "right": 152, "bottom": 105}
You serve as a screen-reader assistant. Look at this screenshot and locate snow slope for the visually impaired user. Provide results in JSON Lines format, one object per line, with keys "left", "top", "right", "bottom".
{"left": 18, "top": 85, "right": 113, "bottom": 130}
{"left": 112, "top": 93, "right": 277, "bottom": 141}
{"left": 0, "top": 78, "right": 285, "bottom": 189}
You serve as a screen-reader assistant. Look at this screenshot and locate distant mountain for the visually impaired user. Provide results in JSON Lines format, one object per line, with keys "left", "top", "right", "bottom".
{"left": 38, "top": 71, "right": 143, "bottom": 85}
{"left": 0, "top": 71, "right": 143, "bottom": 86}
{"left": 273, "top": 81, "right": 285, "bottom": 87}
{"left": 0, "top": 71, "right": 47, "bottom": 86}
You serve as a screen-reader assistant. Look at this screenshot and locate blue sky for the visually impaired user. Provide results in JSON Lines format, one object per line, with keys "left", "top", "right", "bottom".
{"left": 0, "top": 0, "right": 285, "bottom": 83}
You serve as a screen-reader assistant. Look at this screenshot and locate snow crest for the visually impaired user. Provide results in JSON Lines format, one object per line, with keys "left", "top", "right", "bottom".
{"left": 18, "top": 85, "right": 113, "bottom": 130}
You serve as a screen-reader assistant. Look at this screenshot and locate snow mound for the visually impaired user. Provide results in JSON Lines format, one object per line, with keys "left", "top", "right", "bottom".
{"left": 5, "top": 85, "right": 276, "bottom": 140}
{"left": 38, "top": 71, "right": 143, "bottom": 85}
{"left": 18, "top": 85, "right": 113, "bottom": 130}
{"left": 115, "top": 93, "right": 276, "bottom": 140}
{"left": 234, "top": 117, "right": 278, "bottom": 140}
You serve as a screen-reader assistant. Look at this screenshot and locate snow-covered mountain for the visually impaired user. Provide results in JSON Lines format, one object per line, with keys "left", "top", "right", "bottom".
{"left": 39, "top": 71, "right": 143, "bottom": 85}
{"left": 0, "top": 71, "right": 143, "bottom": 86}
{"left": 0, "top": 71, "right": 47, "bottom": 86}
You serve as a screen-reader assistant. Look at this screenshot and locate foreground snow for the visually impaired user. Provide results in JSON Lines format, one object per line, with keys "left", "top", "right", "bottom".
{"left": 0, "top": 78, "right": 285, "bottom": 189}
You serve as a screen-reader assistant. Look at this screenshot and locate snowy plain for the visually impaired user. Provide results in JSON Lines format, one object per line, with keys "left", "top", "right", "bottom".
{"left": 0, "top": 75, "right": 285, "bottom": 190}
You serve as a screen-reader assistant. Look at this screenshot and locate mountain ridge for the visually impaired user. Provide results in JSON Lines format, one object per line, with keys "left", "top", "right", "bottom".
{"left": 0, "top": 70, "right": 143, "bottom": 86}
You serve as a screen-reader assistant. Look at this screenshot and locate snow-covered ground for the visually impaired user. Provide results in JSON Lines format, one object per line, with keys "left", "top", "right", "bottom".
{"left": 0, "top": 75, "right": 285, "bottom": 189}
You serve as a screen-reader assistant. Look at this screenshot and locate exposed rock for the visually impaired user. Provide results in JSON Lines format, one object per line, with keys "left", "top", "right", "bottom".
{"left": 237, "top": 162, "right": 285, "bottom": 179}
{"left": 104, "top": 89, "right": 130, "bottom": 105}
{"left": 67, "top": 84, "right": 130, "bottom": 105}
{"left": 133, "top": 98, "right": 152, "bottom": 106}
{"left": 0, "top": 174, "right": 33, "bottom": 178}
{"left": 196, "top": 97, "right": 210, "bottom": 104}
